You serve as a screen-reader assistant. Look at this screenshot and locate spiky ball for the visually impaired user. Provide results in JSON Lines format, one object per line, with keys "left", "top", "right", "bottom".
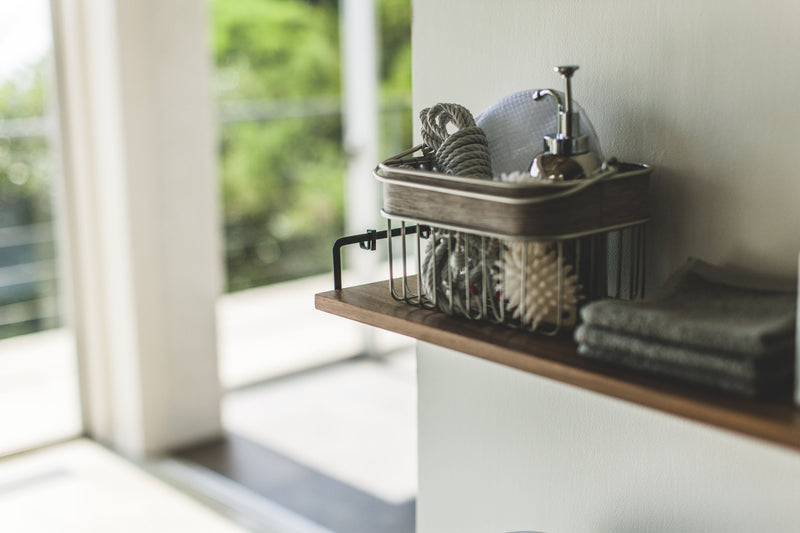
{"left": 499, "top": 241, "right": 582, "bottom": 329}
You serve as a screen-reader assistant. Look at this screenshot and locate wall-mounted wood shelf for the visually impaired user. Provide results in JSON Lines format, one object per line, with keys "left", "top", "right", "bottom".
{"left": 316, "top": 278, "right": 800, "bottom": 452}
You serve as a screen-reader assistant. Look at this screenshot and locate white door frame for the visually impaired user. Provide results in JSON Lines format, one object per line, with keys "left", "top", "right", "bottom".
{"left": 50, "top": 0, "right": 223, "bottom": 458}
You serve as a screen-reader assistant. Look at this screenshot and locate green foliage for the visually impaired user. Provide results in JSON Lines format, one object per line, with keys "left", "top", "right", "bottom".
{"left": 377, "top": 0, "right": 413, "bottom": 160}
{"left": 213, "top": 0, "right": 346, "bottom": 289}
{"left": 377, "top": 0, "right": 412, "bottom": 93}
{"left": 0, "top": 67, "right": 52, "bottom": 225}
{"left": 0, "top": 69, "right": 46, "bottom": 117}
{"left": 0, "top": 66, "right": 59, "bottom": 339}
{"left": 212, "top": 0, "right": 341, "bottom": 102}
{"left": 213, "top": 0, "right": 412, "bottom": 290}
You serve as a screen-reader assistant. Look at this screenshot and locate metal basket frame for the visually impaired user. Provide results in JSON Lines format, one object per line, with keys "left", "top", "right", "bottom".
{"left": 385, "top": 217, "right": 647, "bottom": 336}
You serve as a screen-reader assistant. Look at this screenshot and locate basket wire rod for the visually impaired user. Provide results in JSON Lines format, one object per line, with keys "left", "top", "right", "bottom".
{"left": 589, "top": 235, "right": 596, "bottom": 298}
{"left": 387, "top": 219, "right": 399, "bottom": 300}
{"left": 638, "top": 225, "right": 644, "bottom": 297}
{"left": 631, "top": 226, "right": 637, "bottom": 299}
{"left": 481, "top": 237, "right": 488, "bottom": 319}
{"left": 463, "top": 233, "right": 471, "bottom": 318}
{"left": 462, "top": 233, "right": 481, "bottom": 320}
{"left": 557, "top": 240, "right": 565, "bottom": 333}
{"left": 485, "top": 239, "right": 498, "bottom": 322}
{"left": 416, "top": 228, "right": 425, "bottom": 307}
{"left": 467, "top": 234, "right": 481, "bottom": 320}
{"left": 630, "top": 226, "right": 638, "bottom": 300}
{"left": 462, "top": 233, "right": 472, "bottom": 319}
{"left": 447, "top": 234, "right": 454, "bottom": 312}
{"left": 435, "top": 228, "right": 450, "bottom": 314}
{"left": 575, "top": 238, "right": 583, "bottom": 297}
{"left": 379, "top": 143, "right": 424, "bottom": 166}
{"left": 625, "top": 227, "right": 632, "bottom": 299}
{"left": 532, "top": 240, "right": 564, "bottom": 336}
{"left": 475, "top": 240, "right": 482, "bottom": 320}
{"left": 402, "top": 222, "right": 420, "bottom": 303}
{"left": 497, "top": 243, "right": 505, "bottom": 323}
{"left": 520, "top": 243, "right": 527, "bottom": 330}
{"left": 466, "top": 234, "right": 473, "bottom": 318}
{"left": 559, "top": 240, "right": 567, "bottom": 333}
{"left": 387, "top": 219, "right": 406, "bottom": 302}
{"left": 400, "top": 221, "right": 408, "bottom": 301}
{"left": 400, "top": 222, "right": 419, "bottom": 304}
{"left": 540, "top": 240, "right": 565, "bottom": 336}
{"left": 615, "top": 230, "right": 623, "bottom": 299}
{"left": 400, "top": 222, "right": 407, "bottom": 299}
{"left": 640, "top": 224, "right": 647, "bottom": 298}
{"left": 638, "top": 225, "right": 644, "bottom": 298}
{"left": 431, "top": 228, "right": 439, "bottom": 309}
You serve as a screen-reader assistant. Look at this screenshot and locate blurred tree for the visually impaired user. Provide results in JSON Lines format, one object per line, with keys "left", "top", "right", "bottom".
{"left": 212, "top": 0, "right": 411, "bottom": 290}
{"left": 377, "top": 0, "right": 412, "bottom": 93}
{"left": 212, "top": 0, "right": 344, "bottom": 290}
{"left": 377, "top": 0, "right": 413, "bottom": 159}
{"left": 0, "top": 66, "right": 58, "bottom": 338}
{"left": 0, "top": 68, "right": 52, "bottom": 227}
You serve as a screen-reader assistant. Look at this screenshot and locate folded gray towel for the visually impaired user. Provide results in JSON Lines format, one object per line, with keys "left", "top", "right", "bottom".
{"left": 580, "top": 259, "right": 797, "bottom": 356}
{"left": 575, "top": 323, "right": 794, "bottom": 381}
{"left": 577, "top": 341, "right": 793, "bottom": 397}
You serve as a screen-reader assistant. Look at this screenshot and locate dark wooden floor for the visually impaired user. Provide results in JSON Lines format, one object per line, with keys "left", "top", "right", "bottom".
{"left": 178, "top": 433, "right": 415, "bottom": 533}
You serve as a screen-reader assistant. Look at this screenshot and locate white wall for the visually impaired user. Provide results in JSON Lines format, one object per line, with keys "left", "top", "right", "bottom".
{"left": 413, "top": 1, "right": 800, "bottom": 531}
{"left": 413, "top": 0, "right": 800, "bottom": 286}
{"left": 418, "top": 343, "right": 800, "bottom": 533}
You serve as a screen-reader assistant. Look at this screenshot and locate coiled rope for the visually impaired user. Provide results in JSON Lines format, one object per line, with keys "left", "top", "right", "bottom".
{"left": 418, "top": 103, "right": 498, "bottom": 316}
{"left": 419, "top": 103, "right": 493, "bottom": 178}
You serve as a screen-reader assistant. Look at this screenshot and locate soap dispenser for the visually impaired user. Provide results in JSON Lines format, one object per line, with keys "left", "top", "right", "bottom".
{"left": 530, "top": 65, "right": 601, "bottom": 181}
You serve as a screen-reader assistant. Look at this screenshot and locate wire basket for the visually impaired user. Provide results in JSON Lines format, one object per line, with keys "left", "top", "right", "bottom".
{"left": 374, "top": 145, "right": 652, "bottom": 335}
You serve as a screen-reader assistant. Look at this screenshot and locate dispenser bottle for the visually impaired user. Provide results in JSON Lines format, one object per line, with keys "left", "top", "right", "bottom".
{"left": 530, "top": 66, "right": 601, "bottom": 181}
{"left": 530, "top": 65, "right": 607, "bottom": 302}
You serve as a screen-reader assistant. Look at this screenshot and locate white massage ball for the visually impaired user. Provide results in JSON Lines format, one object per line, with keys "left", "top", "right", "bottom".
{"left": 499, "top": 241, "right": 582, "bottom": 329}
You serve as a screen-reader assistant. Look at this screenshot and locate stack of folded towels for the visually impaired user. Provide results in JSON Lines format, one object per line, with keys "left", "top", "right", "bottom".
{"left": 575, "top": 259, "right": 797, "bottom": 397}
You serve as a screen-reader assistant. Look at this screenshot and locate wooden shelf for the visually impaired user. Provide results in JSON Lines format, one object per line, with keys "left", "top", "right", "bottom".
{"left": 316, "top": 278, "right": 800, "bottom": 452}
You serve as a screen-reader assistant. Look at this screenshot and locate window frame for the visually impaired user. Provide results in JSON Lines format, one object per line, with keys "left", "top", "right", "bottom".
{"left": 50, "top": 0, "right": 223, "bottom": 457}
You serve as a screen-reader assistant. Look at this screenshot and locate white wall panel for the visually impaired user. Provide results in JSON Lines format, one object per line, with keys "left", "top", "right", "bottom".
{"left": 418, "top": 344, "right": 800, "bottom": 533}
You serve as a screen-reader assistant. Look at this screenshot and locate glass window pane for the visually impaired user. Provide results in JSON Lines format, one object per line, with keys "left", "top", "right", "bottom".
{"left": 206, "top": 1, "right": 415, "bottom": 531}
{"left": 213, "top": 0, "right": 346, "bottom": 290}
{"left": 0, "top": 0, "right": 81, "bottom": 456}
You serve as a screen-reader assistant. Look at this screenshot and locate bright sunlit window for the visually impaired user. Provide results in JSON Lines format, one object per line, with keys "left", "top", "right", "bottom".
{"left": 208, "top": 2, "right": 417, "bottom": 531}
{"left": 0, "top": 0, "right": 80, "bottom": 456}
{"left": 212, "top": 0, "right": 411, "bottom": 291}
{"left": 213, "top": 0, "right": 413, "bottom": 386}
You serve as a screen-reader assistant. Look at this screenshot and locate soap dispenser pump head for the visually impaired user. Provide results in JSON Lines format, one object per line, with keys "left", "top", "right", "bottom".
{"left": 533, "top": 65, "right": 590, "bottom": 156}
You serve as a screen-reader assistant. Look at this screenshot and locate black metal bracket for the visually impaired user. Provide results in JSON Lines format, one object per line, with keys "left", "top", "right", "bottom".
{"left": 332, "top": 225, "right": 427, "bottom": 290}
{"left": 359, "top": 229, "right": 378, "bottom": 251}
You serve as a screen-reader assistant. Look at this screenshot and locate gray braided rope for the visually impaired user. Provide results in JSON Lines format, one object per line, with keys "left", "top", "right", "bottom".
{"left": 422, "top": 231, "right": 501, "bottom": 318}
{"left": 417, "top": 103, "right": 498, "bottom": 316}
{"left": 419, "top": 103, "right": 493, "bottom": 178}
